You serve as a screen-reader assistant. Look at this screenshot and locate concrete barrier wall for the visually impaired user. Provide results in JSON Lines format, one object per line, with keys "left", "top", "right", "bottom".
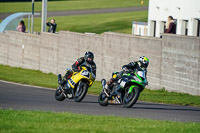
{"left": 102, "top": 32, "right": 162, "bottom": 90}
{"left": 56, "top": 31, "right": 104, "bottom": 80}
{"left": 0, "top": 31, "right": 199, "bottom": 95}
{"left": 0, "top": 33, "right": 8, "bottom": 65}
{"left": 161, "top": 34, "right": 200, "bottom": 95}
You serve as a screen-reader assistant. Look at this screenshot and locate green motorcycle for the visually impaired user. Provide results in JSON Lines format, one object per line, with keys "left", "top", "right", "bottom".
{"left": 98, "top": 70, "right": 148, "bottom": 108}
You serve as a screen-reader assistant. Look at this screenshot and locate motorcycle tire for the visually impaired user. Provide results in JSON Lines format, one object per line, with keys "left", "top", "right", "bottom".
{"left": 122, "top": 87, "right": 140, "bottom": 108}
{"left": 98, "top": 92, "right": 108, "bottom": 106}
{"left": 55, "top": 86, "right": 65, "bottom": 101}
{"left": 73, "top": 81, "right": 88, "bottom": 102}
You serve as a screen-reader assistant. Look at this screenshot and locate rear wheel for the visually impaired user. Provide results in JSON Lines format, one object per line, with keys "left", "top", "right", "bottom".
{"left": 73, "top": 81, "right": 88, "bottom": 102}
{"left": 55, "top": 86, "right": 65, "bottom": 101}
{"left": 98, "top": 91, "right": 108, "bottom": 106}
{"left": 122, "top": 87, "right": 140, "bottom": 108}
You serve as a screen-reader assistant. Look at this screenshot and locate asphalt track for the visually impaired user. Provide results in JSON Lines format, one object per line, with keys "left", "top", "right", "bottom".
{"left": 0, "top": 6, "right": 148, "bottom": 20}
{"left": 0, "top": 80, "right": 200, "bottom": 122}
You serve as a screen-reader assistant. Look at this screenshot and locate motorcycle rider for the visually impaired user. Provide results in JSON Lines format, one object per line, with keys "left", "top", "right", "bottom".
{"left": 104, "top": 56, "right": 149, "bottom": 102}
{"left": 59, "top": 51, "right": 96, "bottom": 86}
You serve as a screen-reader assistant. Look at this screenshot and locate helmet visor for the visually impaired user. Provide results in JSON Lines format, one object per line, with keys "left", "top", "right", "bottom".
{"left": 87, "top": 57, "right": 93, "bottom": 61}
{"left": 87, "top": 57, "right": 93, "bottom": 63}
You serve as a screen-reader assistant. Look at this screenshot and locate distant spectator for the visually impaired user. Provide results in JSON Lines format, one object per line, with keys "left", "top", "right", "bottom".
{"left": 164, "top": 16, "right": 176, "bottom": 34}
{"left": 46, "top": 19, "right": 57, "bottom": 33}
{"left": 16, "top": 20, "right": 26, "bottom": 32}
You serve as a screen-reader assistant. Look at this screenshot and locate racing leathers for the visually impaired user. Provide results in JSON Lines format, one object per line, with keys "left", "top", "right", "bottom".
{"left": 72, "top": 57, "right": 96, "bottom": 75}
{"left": 63, "top": 57, "right": 96, "bottom": 84}
{"left": 122, "top": 61, "right": 147, "bottom": 76}
{"left": 105, "top": 61, "right": 147, "bottom": 101}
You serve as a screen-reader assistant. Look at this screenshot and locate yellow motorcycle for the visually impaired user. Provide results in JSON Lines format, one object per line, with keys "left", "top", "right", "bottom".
{"left": 55, "top": 66, "right": 96, "bottom": 102}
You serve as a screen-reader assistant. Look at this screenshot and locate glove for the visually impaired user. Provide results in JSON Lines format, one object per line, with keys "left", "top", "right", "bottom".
{"left": 123, "top": 68, "right": 131, "bottom": 74}
{"left": 73, "top": 67, "right": 79, "bottom": 72}
{"left": 122, "top": 67, "right": 129, "bottom": 72}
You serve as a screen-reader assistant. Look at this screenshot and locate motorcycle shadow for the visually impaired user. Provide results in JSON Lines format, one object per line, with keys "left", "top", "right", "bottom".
{"left": 81, "top": 101, "right": 98, "bottom": 104}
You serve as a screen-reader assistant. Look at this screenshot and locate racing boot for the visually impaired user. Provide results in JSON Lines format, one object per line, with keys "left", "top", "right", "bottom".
{"left": 104, "top": 79, "right": 114, "bottom": 93}
{"left": 60, "top": 69, "right": 73, "bottom": 86}
{"left": 112, "top": 85, "right": 122, "bottom": 104}
{"left": 58, "top": 74, "right": 64, "bottom": 85}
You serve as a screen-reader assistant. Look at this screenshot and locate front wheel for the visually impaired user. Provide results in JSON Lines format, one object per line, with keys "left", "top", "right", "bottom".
{"left": 73, "top": 81, "right": 88, "bottom": 102}
{"left": 98, "top": 91, "right": 108, "bottom": 106}
{"left": 122, "top": 87, "right": 140, "bottom": 108}
{"left": 55, "top": 86, "right": 65, "bottom": 101}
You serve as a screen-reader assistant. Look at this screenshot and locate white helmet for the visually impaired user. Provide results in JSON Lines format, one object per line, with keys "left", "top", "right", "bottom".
{"left": 139, "top": 56, "right": 149, "bottom": 69}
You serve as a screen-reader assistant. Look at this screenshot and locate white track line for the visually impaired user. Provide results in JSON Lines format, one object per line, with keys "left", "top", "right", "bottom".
{"left": 0, "top": 80, "right": 97, "bottom": 96}
{"left": 0, "top": 80, "right": 54, "bottom": 91}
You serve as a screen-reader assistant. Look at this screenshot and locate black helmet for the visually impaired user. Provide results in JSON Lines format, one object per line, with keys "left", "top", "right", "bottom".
{"left": 84, "top": 51, "right": 94, "bottom": 64}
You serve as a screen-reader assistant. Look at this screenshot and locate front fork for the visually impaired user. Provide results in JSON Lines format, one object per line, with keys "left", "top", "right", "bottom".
{"left": 75, "top": 81, "right": 84, "bottom": 97}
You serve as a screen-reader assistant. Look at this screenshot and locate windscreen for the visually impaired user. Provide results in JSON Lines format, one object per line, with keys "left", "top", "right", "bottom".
{"left": 137, "top": 71, "right": 146, "bottom": 79}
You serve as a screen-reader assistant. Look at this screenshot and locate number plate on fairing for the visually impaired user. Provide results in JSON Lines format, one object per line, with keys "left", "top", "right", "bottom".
{"left": 81, "top": 70, "right": 90, "bottom": 78}
{"left": 69, "top": 78, "right": 76, "bottom": 86}
{"left": 120, "top": 81, "right": 126, "bottom": 87}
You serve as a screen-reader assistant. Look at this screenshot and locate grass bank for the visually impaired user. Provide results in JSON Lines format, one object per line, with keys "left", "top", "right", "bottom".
{"left": 0, "top": 109, "right": 199, "bottom": 133}
{"left": 0, "top": 64, "right": 200, "bottom": 107}
{"left": 29, "top": 11, "right": 148, "bottom": 34}
{"left": 0, "top": 11, "right": 147, "bottom": 34}
{"left": 0, "top": 0, "right": 149, "bottom": 13}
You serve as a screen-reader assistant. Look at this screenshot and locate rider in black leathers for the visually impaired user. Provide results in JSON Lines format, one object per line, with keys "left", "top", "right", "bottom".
{"left": 59, "top": 51, "right": 96, "bottom": 86}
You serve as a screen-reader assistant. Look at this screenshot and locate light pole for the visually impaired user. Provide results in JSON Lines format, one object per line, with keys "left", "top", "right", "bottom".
{"left": 41, "top": 0, "right": 47, "bottom": 32}
{"left": 31, "top": 0, "right": 34, "bottom": 33}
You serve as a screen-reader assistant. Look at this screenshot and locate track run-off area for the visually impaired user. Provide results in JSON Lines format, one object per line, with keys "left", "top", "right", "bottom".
{"left": 0, "top": 80, "right": 200, "bottom": 122}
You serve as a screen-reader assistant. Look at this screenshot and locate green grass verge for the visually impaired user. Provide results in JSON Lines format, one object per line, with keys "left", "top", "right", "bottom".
{"left": 27, "top": 11, "right": 148, "bottom": 34}
{"left": 0, "top": 109, "right": 199, "bottom": 133}
{"left": 0, "top": 11, "right": 147, "bottom": 34}
{"left": 0, "top": 64, "right": 200, "bottom": 107}
{"left": 140, "top": 89, "right": 200, "bottom": 107}
{"left": 0, "top": 0, "right": 149, "bottom": 13}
